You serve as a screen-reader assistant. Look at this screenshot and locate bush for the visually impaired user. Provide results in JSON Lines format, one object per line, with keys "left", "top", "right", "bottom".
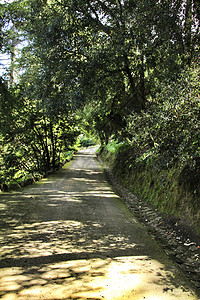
{"left": 78, "top": 135, "right": 96, "bottom": 147}
{"left": 126, "top": 63, "right": 200, "bottom": 170}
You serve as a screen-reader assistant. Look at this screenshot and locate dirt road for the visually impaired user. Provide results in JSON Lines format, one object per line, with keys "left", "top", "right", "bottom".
{"left": 0, "top": 148, "right": 198, "bottom": 299}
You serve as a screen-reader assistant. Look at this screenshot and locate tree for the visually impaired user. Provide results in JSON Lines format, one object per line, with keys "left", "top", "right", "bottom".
{"left": 0, "top": 0, "right": 80, "bottom": 186}
{"left": 0, "top": 0, "right": 26, "bottom": 84}
{"left": 1, "top": 0, "right": 199, "bottom": 185}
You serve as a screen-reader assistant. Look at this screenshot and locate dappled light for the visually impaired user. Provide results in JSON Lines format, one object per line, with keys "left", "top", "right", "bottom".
{"left": 0, "top": 255, "right": 195, "bottom": 299}
{"left": 0, "top": 150, "right": 197, "bottom": 299}
{"left": 0, "top": 219, "right": 138, "bottom": 263}
{"left": 1, "top": 0, "right": 199, "bottom": 296}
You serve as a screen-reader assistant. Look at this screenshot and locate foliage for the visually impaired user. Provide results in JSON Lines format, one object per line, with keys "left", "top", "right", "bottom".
{"left": 0, "top": 0, "right": 81, "bottom": 187}
{"left": 103, "top": 140, "right": 128, "bottom": 154}
{"left": 0, "top": 0, "right": 200, "bottom": 189}
{"left": 125, "top": 62, "right": 200, "bottom": 170}
{"left": 78, "top": 135, "right": 96, "bottom": 148}
{"left": 0, "top": 84, "right": 79, "bottom": 186}
{"left": 65, "top": 0, "right": 199, "bottom": 145}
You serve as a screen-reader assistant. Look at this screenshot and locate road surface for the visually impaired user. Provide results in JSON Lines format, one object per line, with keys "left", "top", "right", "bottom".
{"left": 0, "top": 148, "right": 198, "bottom": 299}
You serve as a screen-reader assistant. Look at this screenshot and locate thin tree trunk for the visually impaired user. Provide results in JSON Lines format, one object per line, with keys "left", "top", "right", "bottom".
{"left": 49, "top": 121, "right": 56, "bottom": 170}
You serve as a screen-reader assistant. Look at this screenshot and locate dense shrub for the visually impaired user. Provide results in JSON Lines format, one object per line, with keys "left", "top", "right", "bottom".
{"left": 126, "top": 63, "right": 200, "bottom": 170}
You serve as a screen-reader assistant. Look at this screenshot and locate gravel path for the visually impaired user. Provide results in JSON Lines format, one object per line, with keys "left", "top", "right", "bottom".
{"left": 0, "top": 148, "right": 198, "bottom": 299}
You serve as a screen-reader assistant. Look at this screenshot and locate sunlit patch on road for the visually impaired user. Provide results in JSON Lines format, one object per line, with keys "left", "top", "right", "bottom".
{"left": 0, "top": 255, "right": 196, "bottom": 299}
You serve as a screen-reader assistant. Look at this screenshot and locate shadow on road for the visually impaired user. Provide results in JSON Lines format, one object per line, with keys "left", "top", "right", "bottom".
{"left": 0, "top": 149, "right": 197, "bottom": 299}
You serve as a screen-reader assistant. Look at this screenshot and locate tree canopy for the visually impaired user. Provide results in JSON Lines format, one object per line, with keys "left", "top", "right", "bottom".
{"left": 0, "top": 0, "right": 199, "bottom": 188}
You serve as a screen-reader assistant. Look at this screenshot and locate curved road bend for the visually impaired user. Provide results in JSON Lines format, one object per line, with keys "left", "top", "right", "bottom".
{"left": 0, "top": 148, "right": 198, "bottom": 299}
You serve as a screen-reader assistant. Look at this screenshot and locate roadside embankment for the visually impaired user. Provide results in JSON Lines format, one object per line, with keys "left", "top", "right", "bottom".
{"left": 98, "top": 145, "right": 200, "bottom": 234}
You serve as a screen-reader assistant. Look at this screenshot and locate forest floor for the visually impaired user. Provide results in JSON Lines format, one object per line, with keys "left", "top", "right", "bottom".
{"left": 0, "top": 147, "right": 199, "bottom": 299}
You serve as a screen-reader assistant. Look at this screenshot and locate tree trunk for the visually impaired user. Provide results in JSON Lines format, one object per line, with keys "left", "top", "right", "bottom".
{"left": 49, "top": 121, "right": 56, "bottom": 170}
